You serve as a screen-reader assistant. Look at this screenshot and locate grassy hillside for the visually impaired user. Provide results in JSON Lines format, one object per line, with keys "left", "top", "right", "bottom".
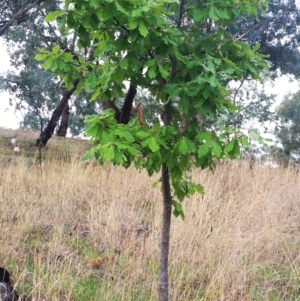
{"left": 0, "top": 129, "right": 300, "bottom": 300}
{"left": 0, "top": 127, "right": 89, "bottom": 164}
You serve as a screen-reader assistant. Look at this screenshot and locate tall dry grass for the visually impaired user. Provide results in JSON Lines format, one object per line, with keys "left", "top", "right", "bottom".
{"left": 0, "top": 159, "right": 300, "bottom": 300}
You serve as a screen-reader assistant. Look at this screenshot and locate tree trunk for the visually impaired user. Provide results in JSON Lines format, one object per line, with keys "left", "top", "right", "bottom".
{"left": 102, "top": 84, "right": 137, "bottom": 124}
{"left": 119, "top": 84, "right": 137, "bottom": 124}
{"left": 57, "top": 101, "right": 70, "bottom": 137}
{"left": 36, "top": 81, "right": 78, "bottom": 147}
{"left": 159, "top": 163, "right": 172, "bottom": 301}
{"left": 158, "top": 92, "right": 173, "bottom": 300}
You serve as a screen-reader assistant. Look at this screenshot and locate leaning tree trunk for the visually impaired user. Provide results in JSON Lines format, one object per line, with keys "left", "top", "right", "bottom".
{"left": 57, "top": 101, "right": 70, "bottom": 137}
{"left": 36, "top": 81, "right": 78, "bottom": 147}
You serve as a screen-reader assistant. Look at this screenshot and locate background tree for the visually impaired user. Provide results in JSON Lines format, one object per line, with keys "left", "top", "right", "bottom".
{"left": 0, "top": 0, "right": 102, "bottom": 143}
{"left": 1, "top": 0, "right": 300, "bottom": 152}
{"left": 221, "top": 0, "right": 300, "bottom": 157}
{"left": 271, "top": 91, "right": 300, "bottom": 165}
{"left": 0, "top": 0, "right": 48, "bottom": 36}
{"left": 229, "top": 0, "right": 300, "bottom": 75}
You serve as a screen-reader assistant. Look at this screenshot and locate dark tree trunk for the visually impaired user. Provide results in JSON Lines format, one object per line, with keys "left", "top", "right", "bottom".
{"left": 57, "top": 101, "right": 70, "bottom": 137}
{"left": 119, "top": 84, "right": 137, "bottom": 124}
{"left": 159, "top": 163, "right": 172, "bottom": 301}
{"left": 36, "top": 81, "right": 78, "bottom": 147}
{"left": 101, "top": 84, "right": 137, "bottom": 124}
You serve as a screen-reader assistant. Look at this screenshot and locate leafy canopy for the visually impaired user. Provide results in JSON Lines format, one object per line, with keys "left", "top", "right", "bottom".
{"left": 37, "top": 0, "right": 268, "bottom": 217}
{"left": 274, "top": 91, "right": 300, "bottom": 164}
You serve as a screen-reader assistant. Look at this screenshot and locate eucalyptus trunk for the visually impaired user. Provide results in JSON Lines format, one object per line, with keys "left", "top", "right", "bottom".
{"left": 36, "top": 81, "right": 78, "bottom": 147}
{"left": 57, "top": 101, "right": 70, "bottom": 137}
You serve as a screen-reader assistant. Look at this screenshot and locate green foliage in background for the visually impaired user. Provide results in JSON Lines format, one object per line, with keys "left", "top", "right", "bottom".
{"left": 273, "top": 91, "right": 300, "bottom": 165}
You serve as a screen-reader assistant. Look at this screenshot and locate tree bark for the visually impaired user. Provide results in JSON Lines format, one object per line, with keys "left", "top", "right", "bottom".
{"left": 36, "top": 81, "right": 78, "bottom": 147}
{"left": 119, "top": 84, "right": 137, "bottom": 124}
{"left": 159, "top": 163, "right": 172, "bottom": 301}
{"left": 102, "top": 84, "right": 137, "bottom": 124}
{"left": 158, "top": 1, "right": 184, "bottom": 296}
{"left": 57, "top": 101, "right": 70, "bottom": 137}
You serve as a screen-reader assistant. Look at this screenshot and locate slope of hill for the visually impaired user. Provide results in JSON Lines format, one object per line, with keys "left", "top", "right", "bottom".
{"left": 0, "top": 127, "right": 90, "bottom": 165}
{"left": 0, "top": 128, "right": 300, "bottom": 300}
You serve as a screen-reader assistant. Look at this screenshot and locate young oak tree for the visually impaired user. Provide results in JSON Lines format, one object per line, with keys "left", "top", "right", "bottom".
{"left": 37, "top": 0, "right": 268, "bottom": 300}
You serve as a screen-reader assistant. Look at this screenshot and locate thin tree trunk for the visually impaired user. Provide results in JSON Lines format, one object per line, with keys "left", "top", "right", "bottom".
{"left": 57, "top": 101, "right": 70, "bottom": 137}
{"left": 36, "top": 81, "right": 78, "bottom": 147}
{"left": 159, "top": 163, "right": 172, "bottom": 301}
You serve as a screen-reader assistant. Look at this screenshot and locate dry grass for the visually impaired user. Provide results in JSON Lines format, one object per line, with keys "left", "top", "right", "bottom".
{"left": 0, "top": 155, "right": 300, "bottom": 300}
{"left": 0, "top": 127, "right": 89, "bottom": 164}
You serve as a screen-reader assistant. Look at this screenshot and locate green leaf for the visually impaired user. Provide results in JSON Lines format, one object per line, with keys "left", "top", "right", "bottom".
{"left": 102, "top": 145, "right": 115, "bottom": 161}
{"left": 90, "top": 89, "right": 100, "bottom": 101}
{"left": 120, "top": 58, "right": 128, "bottom": 68}
{"left": 209, "top": 7, "right": 219, "bottom": 21}
{"left": 152, "top": 180, "right": 160, "bottom": 188}
{"left": 115, "top": 2, "right": 128, "bottom": 14}
{"left": 194, "top": 9, "right": 208, "bottom": 22}
{"left": 52, "top": 45, "right": 60, "bottom": 54}
{"left": 83, "top": 149, "right": 95, "bottom": 161}
{"left": 198, "top": 143, "right": 210, "bottom": 157}
{"left": 148, "top": 66, "right": 157, "bottom": 79}
{"left": 207, "top": 76, "right": 217, "bottom": 87}
{"left": 114, "top": 148, "right": 123, "bottom": 164}
{"left": 42, "top": 57, "right": 53, "bottom": 70}
{"left": 149, "top": 137, "right": 160, "bottom": 152}
{"left": 186, "top": 139, "right": 196, "bottom": 153}
{"left": 240, "top": 136, "right": 249, "bottom": 148}
{"left": 194, "top": 184, "right": 205, "bottom": 194}
{"left": 123, "top": 132, "right": 135, "bottom": 142}
{"left": 214, "top": 7, "right": 230, "bottom": 20}
{"left": 211, "top": 141, "right": 222, "bottom": 158}
{"left": 179, "top": 138, "right": 188, "bottom": 155}
{"left": 35, "top": 53, "right": 48, "bottom": 61}
{"left": 138, "top": 21, "right": 149, "bottom": 37}
{"left": 172, "top": 200, "right": 185, "bottom": 219}
{"left": 157, "top": 62, "right": 169, "bottom": 79}
{"left": 90, "top": 0, "right": 99, "bottom": 9}
{"left": 136, "top": 131, "right": 151, "bottom": 139}
{"left": 128, "top": 18, "right": 139, "bottom": 30}
{"left": 253, "top": 43, "right": 261, "bottom": 52}
{"left": 224, "top": 139, "right": 235, "bottom": 153}
{"left": 132, "top": 9, "right": 142, "bottom": 17}
{"left": 128, "top": 146, "right": 137, "bottom": 156}
{"left": 45, "top": 10, "right": 65, "bottom": 22}
{"left": 196, "top": 132, "right": 211, "bottom": 142}
{"left": 233, "top": 140, "right": 241, "bottom": 157}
